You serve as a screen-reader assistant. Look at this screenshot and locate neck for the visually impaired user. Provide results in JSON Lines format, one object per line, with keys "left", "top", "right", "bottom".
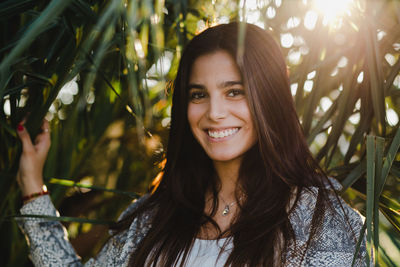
{"left": 213, "top": 158, "right": 242, "bottom": 201}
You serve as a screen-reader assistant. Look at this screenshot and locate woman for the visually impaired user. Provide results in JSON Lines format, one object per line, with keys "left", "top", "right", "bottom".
{"left": 17, "top": 22, "right": 367, "bottom": 266}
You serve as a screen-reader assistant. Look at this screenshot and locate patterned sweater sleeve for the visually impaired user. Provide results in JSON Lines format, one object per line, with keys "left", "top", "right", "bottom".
{"left": 287, "top": 178, "right": 368, "bottom": 266}
{"left": 17, "top": 194, "right": 149, "bottom": 267}
{"left": 17, "top": 195, "right": 83, "bottom": 266}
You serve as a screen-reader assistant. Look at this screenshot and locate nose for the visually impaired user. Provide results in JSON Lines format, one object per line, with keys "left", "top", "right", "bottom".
{"left": 207, "top": 95, "right": 227, "bottom": 121}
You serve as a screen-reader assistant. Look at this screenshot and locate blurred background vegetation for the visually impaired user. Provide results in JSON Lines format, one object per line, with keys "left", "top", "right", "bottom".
{"left": 0, "top": 0, "right": 399, "bottom": 266}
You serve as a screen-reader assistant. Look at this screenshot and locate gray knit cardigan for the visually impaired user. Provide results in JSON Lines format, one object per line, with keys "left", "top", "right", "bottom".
{"left": 18, "top": 179, "right": 367, "bottom": 266}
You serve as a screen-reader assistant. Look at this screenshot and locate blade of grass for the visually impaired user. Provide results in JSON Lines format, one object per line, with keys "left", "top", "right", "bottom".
{"left": 344, "top": 112, "right": 371, "bottom": 164}
{"left": 292, "top": 23, "right": 323, "bottom": 117}
{"left": 351, "top": 221, "right": 367, "bottom": 267}
{"left": 384, "top": 57, "right": 400, "bottom": 96}
{"left": 302, "top": 69, "right": 327, "bottom": 136}
{"left": 389, "top": 163, "right": 400, "bottom": 179}
{"left": 378, "top": 244, "right": 398, "bottom": 267}
{"left": 307, "top": 100, "right": 336, "bottom": 145}
{"left": 379, "top": 126, "right": 400, "bottom": 195}
{"left": 363, "top": 22, "right": 385, "bottom": 136}
{"left": 366, "top": 135, "right": 375, "bottom": 266}
{"left": 340, "top": 160, "right": 366, "bottom": 192}
{"left": 315, "top": 85, "right": 351, "bottom": 166}
{"left": 373, "top": 137, "right": 385, "bottom": 266}
{"left": 347, "top": 189, "right": 400, "bottom": 218}
{"left": 48, "top": 178, "right": 140, "bottom": 199}
{"left": 380, "top": 207, "right": 400, "bottom": 235}
{"left": 315, "top": 52, "right": 361, "bottom": 166}
{"left": 379, "top": 194, "right": 400, "bottom": 211}
{"left": 4, "top": 214, "right": 115, "bottom": 225}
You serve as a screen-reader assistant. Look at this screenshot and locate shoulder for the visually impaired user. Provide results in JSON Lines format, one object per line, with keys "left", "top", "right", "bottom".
{"left": 291, "top": 177, "right": 365, "bottom": 242}
{"left": 117, "top": 194, "right": 151, "bottom": 221}
{"left": 108, "top": 194, "right": 154, "bottom": 236}
{"left": 93, "top": 195, "right": 154, "bottom": 265}
{"left": 116, "top": 194, "right": 154, "bottom": 256}
{"left": 107, "top": 194, "right": 153, "bottom": 239}
{"left": 289, "top": 177, "right": 367, "bottom": 265}
{"left": 291, "top": 178, "right": 364, "bottom": 236}
{"left": 121, "top": 194, "right": 154, "bottom": 235}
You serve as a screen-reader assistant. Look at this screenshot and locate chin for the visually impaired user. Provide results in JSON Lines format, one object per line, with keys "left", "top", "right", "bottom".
{"left": 207, "top": 153, "right": 242, "bottom": 163}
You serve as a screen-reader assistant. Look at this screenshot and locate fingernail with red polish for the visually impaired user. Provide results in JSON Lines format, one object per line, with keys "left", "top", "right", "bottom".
{"left": 17, "top": 124, "right": 24, "bottom": 132}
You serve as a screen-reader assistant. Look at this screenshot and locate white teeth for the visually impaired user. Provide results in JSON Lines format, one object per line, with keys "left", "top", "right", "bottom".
{"left": 208, "top": 128, "right": 239, "bottom": 139}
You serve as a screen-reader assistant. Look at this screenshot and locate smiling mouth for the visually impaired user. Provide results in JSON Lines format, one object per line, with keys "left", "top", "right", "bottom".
{"left": 207, "top": 128, "right": 240, "bottom": 139}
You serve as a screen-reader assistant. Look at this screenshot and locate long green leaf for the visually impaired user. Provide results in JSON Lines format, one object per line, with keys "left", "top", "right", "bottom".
{"left": 344, "top": 113, "right": 371, "bottom": 164}
{"left": 380, "top": 207, "right": 400, "bottom": 235}
{"left": 0, "top": 0, "right": 35, "bottom": 18}
{"left": 384, "top": 57, "right": 400, "bottom": 95}
{"left": 379, "top": 126, "right": 400, "bottom": 194}
{"left": 363, "top": 21, "right": 385, "bottom": 136}
{"left": 366, "top": 135, "right": 375, "bottom": 266}
{"left": 4, "top": 214, "right": 115, "bottom": 225}
{"left": 389, "top": 162, "right": 400, "bottom": 178}
{"left": 374, "top": 137, "right": 385, "bottom": 265}
{"left": 351, "top": 221, "right": 367, "bottom": 267}
{"left": 307, "top": 100, "right": 336, "bottom": 145}
{"left": 0, "top": 0, "right": 74, "bottom": 97}
{"left": 340, "top": 160, "right": 366, "bottom": 192}
{"left": 379, "top": 196, "right": 400, "bottom": 216}
{"left": 48, "top": 178, "right": 140, "bottom": 198}
{"left": 315, "top": 57, "right": 361, "bottom": 166}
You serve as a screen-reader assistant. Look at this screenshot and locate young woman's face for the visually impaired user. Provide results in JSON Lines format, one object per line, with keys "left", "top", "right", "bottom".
{"left": 187, "top": 50, "right": 257, "bottom": 164}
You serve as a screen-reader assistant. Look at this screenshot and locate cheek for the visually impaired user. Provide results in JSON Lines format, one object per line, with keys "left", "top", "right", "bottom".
{"left": 237, "top": 105, "right": 257, "bottom": 140}
{"left": 248, "top": 120, "right": 258, "bottom": 144}
{"left": 187, "top": 104, "right": 203, "bottom": 129}
{"left": 236, "top": 103, "right": 253, "bottom": 122}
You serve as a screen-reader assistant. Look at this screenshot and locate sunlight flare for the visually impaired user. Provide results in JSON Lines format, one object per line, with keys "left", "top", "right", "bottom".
{"left": 313, "top": 0, "right": 353, "bottom": 29}
{"left": 314, "top": 0, "right": 352, "bottom": 20}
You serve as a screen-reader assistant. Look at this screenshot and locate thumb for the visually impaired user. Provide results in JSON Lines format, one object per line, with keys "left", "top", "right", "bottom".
{"left": 16, "top": 123, "right": 34, "bottom": 154}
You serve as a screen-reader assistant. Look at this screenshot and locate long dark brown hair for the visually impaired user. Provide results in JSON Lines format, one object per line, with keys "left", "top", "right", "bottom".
{"left": 118, "top": 22, "right": 338, "bottom": 266}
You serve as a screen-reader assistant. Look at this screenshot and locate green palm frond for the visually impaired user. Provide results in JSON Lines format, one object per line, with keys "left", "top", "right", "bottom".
{"left": 1, "top": 0, "right": 399, "bottom": 265}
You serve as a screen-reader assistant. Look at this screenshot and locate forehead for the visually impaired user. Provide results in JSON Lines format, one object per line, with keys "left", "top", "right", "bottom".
{"left": 189, "top": 51, "right": 242, "bottom": 85}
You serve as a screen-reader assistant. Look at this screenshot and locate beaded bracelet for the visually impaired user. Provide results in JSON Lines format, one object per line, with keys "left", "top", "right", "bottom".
{"left": 22, "top": 185, "right": 49, "bottom": 202}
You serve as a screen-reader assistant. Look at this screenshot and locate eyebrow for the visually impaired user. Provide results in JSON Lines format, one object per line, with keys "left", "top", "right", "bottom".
{"left": 187, "top": 80, "right": 243, "bottom": 90}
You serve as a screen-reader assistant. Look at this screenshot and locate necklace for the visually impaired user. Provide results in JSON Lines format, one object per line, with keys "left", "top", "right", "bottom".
{"left": 222, "top": 202, "right": 236, "bottom": 216}
{"left": 220, "top": 197, "right": 242, "bottom": 216}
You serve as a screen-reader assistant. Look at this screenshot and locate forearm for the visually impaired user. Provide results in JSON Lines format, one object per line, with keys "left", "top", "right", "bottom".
{"left": 17, "top": 195, "right": 83, "bottom": 266}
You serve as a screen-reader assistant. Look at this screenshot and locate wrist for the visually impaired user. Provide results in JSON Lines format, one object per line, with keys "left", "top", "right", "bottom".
{"left": 22, "top": 185, "right": 49, "bottom": 204}
{"left": 18, "top": 177, "right": 44, "bottom": 196}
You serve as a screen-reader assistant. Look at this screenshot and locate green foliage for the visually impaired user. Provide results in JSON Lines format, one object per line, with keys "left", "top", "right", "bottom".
{"left": 0, "top": 0, "right": 399, "bottom": 266}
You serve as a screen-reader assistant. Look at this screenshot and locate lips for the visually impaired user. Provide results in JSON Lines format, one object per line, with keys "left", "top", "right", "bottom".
{"left": 206, "top": 127, "right": 239, "bottom": 139}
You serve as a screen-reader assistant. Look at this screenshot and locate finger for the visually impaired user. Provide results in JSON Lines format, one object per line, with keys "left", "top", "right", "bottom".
{"left": 40, "top": 119, "right": 50, "bottom": 134}
{"left": 35, "top": 120, "right": 51, "bottom": 155}
{"left": 34, "top": 133, "right": 51, "bottom": 157}
{"left": 16, "top": 123, "right": 35, "bottom": 154}
{"left": 34, "top": 119, "right": 51, "bottom": 143}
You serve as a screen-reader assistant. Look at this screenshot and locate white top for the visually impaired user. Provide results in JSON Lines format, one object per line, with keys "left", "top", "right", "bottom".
{"left": 145, "top": 237, "right": 233, "bottom": 266}
{"left": 178, "top": 238, "right": 233, "bottom": 267}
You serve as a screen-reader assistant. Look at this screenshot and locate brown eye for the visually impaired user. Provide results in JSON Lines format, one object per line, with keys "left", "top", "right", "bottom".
{"left": 189, "top": 90, "right": 207, "bottom": 102}
{"left": 190, "top": 92, "right": 206, "bottom": 99}
{"left": 227, "top": 89, "right": 245, "bottom": 97}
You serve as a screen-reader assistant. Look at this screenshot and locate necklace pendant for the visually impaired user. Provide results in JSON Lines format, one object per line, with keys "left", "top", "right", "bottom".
{"left": 222, "top": 205, "right": 230, "bottom": 216}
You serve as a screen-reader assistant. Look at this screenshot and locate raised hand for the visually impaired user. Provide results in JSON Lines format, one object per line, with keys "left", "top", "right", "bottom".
{"left": 16, "top": 119, "right": 51, "bottom": 201}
